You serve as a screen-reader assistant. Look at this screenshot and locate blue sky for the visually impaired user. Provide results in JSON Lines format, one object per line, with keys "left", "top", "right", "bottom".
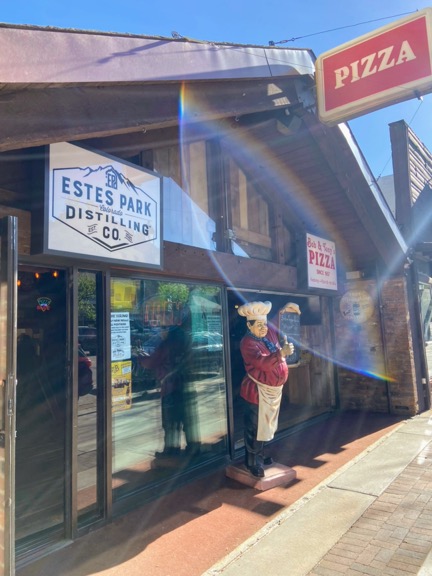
{"left": 2, "top": 0, "right": 432, "bottom": 181}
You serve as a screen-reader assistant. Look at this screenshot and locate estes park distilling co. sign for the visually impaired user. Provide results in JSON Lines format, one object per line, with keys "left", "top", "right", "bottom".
{"left": 45, "top": 142, "right": 162, "bottom": 268}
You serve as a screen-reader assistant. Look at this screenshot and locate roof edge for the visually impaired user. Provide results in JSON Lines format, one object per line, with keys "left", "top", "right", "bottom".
{"left": 0, "top": 24, "right": 315, "bottom": 85}
{"left": 0, "top": 21, "right": 312, "bottom": 51}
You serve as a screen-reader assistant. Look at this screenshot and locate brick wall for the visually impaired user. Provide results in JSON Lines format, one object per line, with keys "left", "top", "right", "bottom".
{"left": 380, "top": 276, "right": 419, "bottom": 415}
{"left": 333, "top": 276, "right": 418, "bottom": 416}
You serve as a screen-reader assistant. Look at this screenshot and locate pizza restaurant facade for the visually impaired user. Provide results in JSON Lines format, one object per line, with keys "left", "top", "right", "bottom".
{"left": 0, "top": 24, "right": 424, "bottom": 573}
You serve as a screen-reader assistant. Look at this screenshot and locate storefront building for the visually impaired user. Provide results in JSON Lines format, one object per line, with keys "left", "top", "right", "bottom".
{"left": 0, "top": 24, "right": 420, "bottom": 573}
{"left": 389, "top": 120, "right": 432, "bottom": 402}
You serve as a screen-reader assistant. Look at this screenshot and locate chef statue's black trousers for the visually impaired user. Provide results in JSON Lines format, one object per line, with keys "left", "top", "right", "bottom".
{"left": 243, "top": 401, "right": 264, "bottom": 468}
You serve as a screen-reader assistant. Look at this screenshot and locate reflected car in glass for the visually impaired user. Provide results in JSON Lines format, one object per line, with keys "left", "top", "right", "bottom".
{"left": 78, "top": 326, "right": 98, "bottom": 355}
{"left": 191, "top": 331, "right": 223, "bottom": 374}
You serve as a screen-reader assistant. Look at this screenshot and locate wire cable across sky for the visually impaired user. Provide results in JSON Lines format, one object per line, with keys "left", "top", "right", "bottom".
{"left": 268, "top": 10, "right": 416, "bottom": 46}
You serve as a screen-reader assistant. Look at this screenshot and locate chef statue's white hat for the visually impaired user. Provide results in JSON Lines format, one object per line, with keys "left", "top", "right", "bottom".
{"left": 237, "top": 301, "right": 272, "bottom": 321}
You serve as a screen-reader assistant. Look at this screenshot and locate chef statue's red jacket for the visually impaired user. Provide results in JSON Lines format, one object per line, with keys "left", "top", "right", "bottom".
{"left": 239, "top": 324, "right": 288, "bottom": 406}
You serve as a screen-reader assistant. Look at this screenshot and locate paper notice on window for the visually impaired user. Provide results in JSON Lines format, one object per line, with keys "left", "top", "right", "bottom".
{"left": 111, "top": 312, "right": 131, "bottom": 361}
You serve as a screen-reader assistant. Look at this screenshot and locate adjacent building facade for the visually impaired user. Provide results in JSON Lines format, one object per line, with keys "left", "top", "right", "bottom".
{"left": 0, "top": 23, "right": 425, "bottom": 573}
{"left": 389, "top": 120, "right": 432, "bottom": 391}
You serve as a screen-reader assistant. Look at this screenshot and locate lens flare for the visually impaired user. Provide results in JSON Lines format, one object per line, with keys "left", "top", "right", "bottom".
{"left": 178, "top": 83, "right": 395, "bottom": 383}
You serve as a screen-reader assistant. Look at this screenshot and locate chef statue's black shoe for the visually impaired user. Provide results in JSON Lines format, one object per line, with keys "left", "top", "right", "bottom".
{"left": 247, "top": 464, "right": 265, "bottom": 478}
{"left": 257, "top": 454, "right": 273, "bottom": 466}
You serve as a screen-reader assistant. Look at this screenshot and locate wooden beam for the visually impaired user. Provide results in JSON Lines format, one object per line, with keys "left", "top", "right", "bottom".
{"left": 389, "top": 121, "right": 412, "bottom": 237}
{"left": 301, "top": 110, "right": 406, "bottom": 267}
{"left": 0, "top": 78, "right": 299, "bottom": 152}
{"left": 162, "top": 241, "right": 297, "bottom": 290}
{"left": 0, "top": 205, "right": 31, "bottom": 255}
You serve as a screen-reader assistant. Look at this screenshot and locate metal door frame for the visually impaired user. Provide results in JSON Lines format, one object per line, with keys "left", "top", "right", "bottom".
{"left": 0, "top": 216, "right": 18, "bottom": 576}
{"left": 74, "top": 268, "right": 110, "bottom": 535}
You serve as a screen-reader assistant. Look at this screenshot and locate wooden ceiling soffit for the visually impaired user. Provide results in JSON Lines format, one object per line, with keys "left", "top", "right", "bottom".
{"left": 0, "top": 77, "right": 299, "bottom": 152}
{"left": 301, "top": 111, "right": 407, "bottom": 267}
{"left": 163, "top": 241, "right": 297, "bottom": 290}
{"left": 86, "top": 112, "right": 282, "bottom": 160}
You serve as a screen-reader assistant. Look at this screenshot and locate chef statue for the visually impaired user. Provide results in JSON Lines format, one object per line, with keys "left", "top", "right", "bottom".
{"left": 237, "top": 300, "right": 300, "bottom": 478}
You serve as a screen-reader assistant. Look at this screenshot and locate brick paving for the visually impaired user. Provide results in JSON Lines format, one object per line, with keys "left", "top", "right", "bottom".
{"left": 308, "top": 444, "right": 432, "bottom": 575}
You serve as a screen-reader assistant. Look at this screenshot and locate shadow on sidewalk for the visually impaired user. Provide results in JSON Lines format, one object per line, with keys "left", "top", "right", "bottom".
{"left": 17, "top": 410, "right": 405, "bottom": 576}
{"left": 272, "top": 409, "right": 404, "bottom": 470}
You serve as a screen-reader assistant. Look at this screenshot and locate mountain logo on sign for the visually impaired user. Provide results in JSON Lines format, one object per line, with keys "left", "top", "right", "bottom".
{"left": 52, "top": 164, "right": 158, "bottom": 252}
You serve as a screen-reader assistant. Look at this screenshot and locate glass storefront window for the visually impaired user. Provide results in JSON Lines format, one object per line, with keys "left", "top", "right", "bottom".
{"left": 226, "top": 156, "right": 272, "bottom": 261}
{"left": 142, "top": 141, "right": 217, "bottom": 251}
{"left": 16, "top": 268, "right": 67, "bottom": 544}
{"left": 77, "top": 271, "right": 103, "bottom": 526}
{"left": 110, "top": 278, "right": 227, "bottom": 501}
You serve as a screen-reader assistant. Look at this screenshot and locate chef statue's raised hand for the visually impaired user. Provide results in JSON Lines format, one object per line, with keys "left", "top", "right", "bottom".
{"left": 237, "top": 301, "right": 299, "bottom": 478}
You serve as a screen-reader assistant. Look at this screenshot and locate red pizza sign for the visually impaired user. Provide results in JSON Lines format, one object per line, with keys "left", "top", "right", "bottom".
{"left": 316, "top": 9, "right": 432, "bottom": 125}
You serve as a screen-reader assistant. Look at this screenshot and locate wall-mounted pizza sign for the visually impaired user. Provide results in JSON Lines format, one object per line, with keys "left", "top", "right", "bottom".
{"left": 339, "top": 289, "right": 374, "bottom": 324}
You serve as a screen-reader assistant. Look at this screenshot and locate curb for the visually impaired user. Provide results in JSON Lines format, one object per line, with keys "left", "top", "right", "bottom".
{"left": 202, "top": 417, "right": 410, "bottom": 575}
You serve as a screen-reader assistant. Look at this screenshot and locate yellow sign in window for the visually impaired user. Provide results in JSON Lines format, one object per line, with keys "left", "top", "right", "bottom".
{"left": 111, "top": 360, "right": 132, "bottom": 412}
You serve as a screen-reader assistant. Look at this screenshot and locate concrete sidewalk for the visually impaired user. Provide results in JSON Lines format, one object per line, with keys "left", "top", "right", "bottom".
{"left": 15, "top": 410, "right": 415, "bottom": 576}
{"left": 203, "top": 410, "right": 432, "bottom": 576}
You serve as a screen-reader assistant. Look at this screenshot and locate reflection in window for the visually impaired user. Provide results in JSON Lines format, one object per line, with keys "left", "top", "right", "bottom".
{"left": 227, "top": 157, "right": 272, "bottom": 261}
{"left": 16, "top": 270, "right": 67, "bottom": 543}
{"left": 163, "top": 178, "right": 216, "bottom": 250}
{"left": 110, "top": 278, "right": 227, "bottom": 501}
{"left": 144, "top": 140, "right": 217, "bottom": 250}
{"left": 77, "top": 271, "right": 101, "bottom": 525}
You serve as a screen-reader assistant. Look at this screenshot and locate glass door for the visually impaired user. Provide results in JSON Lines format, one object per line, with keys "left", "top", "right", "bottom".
{"left": 76, "top": 270, "right": 105, "bottom": 529}
{"left": 15, "top": 266, "right": 67, "bottom": 552}
{"left": 0, "top": 216, "right": 18, "bottom": 576}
